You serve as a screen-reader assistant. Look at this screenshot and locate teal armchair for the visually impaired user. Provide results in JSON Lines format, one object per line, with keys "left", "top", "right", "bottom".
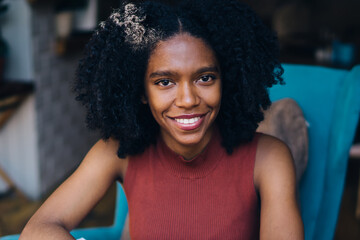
{"left": 270, "top": 64, "right": 360, "bottom": 240}
{"left": 1, "top": 64, "right": 359, "bottom": 240}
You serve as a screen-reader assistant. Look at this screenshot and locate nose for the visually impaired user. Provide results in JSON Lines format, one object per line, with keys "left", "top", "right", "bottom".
{"left": 175, "top": 82, "right": 200, "bottom": 109}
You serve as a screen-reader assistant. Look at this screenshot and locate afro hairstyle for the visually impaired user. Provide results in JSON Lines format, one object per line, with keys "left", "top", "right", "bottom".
{"left": 74, "top": 0, "right": 284, "bottom": 158}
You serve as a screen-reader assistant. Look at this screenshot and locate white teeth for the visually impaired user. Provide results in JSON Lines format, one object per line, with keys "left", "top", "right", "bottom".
{"left": 175, "top": 117, "right": 200, "bottom": 124}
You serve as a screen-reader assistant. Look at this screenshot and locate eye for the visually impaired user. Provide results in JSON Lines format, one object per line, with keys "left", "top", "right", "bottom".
{"left": 197, "top": 74, "right": 216, "bottom": 84}
{"left": 155, "top": 79, "right": 174, "bottom": 87}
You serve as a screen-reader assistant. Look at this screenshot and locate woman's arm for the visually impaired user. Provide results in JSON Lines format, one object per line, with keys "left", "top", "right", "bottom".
{"left": 20, "top": 138, "right": 126, "bottom": 240}
{"left": 255, "top": 134, "right": 304, "bottom": 240}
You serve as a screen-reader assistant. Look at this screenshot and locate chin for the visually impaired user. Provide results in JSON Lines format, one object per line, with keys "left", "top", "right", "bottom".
{"left": 174, "top": 128, "right": 210, "bottom": 145}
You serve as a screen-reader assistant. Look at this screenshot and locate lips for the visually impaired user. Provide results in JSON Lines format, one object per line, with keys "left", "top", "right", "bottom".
{"left": 169, "top": 113, "right": 207, "bottom": 131}
{"left": 175, "top": 116, "right": 201, "bottom": 124}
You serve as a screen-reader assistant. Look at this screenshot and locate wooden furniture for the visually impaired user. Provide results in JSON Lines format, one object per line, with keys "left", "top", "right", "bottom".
{"left": 0, "top": 81, "right": 34, "bottom": 129}
{"left": 350, "top": 144, "right": 360, "bottom": 218}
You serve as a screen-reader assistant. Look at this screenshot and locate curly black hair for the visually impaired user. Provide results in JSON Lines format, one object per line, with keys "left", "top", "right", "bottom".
{"left": 74, "top": 0, "right": 284, "bottom": 158}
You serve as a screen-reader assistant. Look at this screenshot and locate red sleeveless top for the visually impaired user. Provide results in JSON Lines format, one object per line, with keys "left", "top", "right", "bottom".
{"left": 123, "top": 131, "right": 260, "bottom": 239}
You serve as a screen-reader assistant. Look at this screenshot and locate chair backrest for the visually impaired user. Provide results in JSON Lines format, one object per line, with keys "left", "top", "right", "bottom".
{"left": 269, "top": 64, "right": 360, "bottom": 240}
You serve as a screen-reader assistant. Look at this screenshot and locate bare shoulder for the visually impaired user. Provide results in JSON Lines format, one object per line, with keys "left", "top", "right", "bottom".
{"left": 254, "top": 133, "right": 295, "bottom": 191}
{"left": 256, "top": 133, "right": 292, "bottom": 164}
{"left": 84, "top": 137, "right": 129, "bottom": 181}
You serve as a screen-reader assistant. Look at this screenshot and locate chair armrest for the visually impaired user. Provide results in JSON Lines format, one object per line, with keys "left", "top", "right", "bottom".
{"left": 0, "top": 234, "right": 20, "bottom": 240}
{"left": 70, "top": 226, "right": 121, "bottom": 240}
{"left": 0, "top": 226, "right": 121, "bottom": 240}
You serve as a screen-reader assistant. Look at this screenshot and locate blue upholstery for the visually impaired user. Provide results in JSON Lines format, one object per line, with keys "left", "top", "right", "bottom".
{"left": 1, "top": 64, "right": 359, "bottom": 240}
{"left": 0, "top": 182, "right": 128, "bottom": 240}
{"left": 270, "top": 64, "right": 360, "bottom": 240}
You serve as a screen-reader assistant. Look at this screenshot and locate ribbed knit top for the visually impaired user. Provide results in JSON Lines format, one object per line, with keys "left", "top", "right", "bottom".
{"left": 124, "top": 130, "right": 261, "bottom": 239}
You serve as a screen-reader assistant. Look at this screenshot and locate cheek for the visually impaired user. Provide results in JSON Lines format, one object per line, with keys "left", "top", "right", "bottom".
{"left": 147, "top": 89, "right": 173, "bottom": 116}
{"left": 213, "top": 89, "right": 222, "bottom": 107}
{"left": 203, "top": 85, "right": 222, "bottom": 109}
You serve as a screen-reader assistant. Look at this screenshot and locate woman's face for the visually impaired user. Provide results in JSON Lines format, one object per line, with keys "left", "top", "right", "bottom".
{"left": 144, "top": 34, "right": 222, "bottom": 156}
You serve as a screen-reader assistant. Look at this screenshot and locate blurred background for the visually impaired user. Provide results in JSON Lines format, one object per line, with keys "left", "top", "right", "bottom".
{"left": 0, "top": 0, "right": 359, "bottom": 238}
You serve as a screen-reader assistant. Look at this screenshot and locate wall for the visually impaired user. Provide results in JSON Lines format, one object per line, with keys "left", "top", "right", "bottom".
{"left": 0, "top": 96, "right": 40, "bottom": 198}
{"left": 319, "top": 0, "right": 360, "bottom": 36}
{"left": 0, "top": 0, "right": 38, "bottom": 198}
{"left": 242, "top": 0, "right": 360, "bottom": 38}
{"left": 31, "top": 3, "right": 98, "bottom": 197}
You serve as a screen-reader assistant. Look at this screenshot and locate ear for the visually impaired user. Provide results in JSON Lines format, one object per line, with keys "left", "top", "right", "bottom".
{"left": 141, "top": 96, "right": 148, "bottom": 104}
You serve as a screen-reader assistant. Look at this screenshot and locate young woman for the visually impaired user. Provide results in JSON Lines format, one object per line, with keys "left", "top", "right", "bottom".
{"left": 20, "top": 0, "right": 304, "bottom": 239}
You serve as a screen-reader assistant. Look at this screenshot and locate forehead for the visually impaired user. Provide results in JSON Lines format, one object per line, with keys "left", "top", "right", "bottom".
{"left": 147, "top": 34, "right": 218, "bottom": 73}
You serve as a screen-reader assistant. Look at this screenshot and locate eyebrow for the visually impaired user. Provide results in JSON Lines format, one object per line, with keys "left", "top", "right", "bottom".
{"left": 149, "top": 70, "right": 176, "bottom": 79}
{"left": 148, "top": 65, "right": 220, "bottom": 79}
{"left": 195, "top": 66, "right": 220, "bottom": 75}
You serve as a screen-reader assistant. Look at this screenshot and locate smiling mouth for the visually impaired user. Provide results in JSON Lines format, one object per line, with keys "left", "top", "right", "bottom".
{"left": 169, "top": 113, "right": 207, "bottom": 131}
{"left": 174, "top": 117, "right": 201, "bottom": 124}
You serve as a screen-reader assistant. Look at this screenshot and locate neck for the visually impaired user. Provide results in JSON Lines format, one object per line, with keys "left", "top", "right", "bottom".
{"left": 161, "top": 127, "right": 215, "bottom": 160}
